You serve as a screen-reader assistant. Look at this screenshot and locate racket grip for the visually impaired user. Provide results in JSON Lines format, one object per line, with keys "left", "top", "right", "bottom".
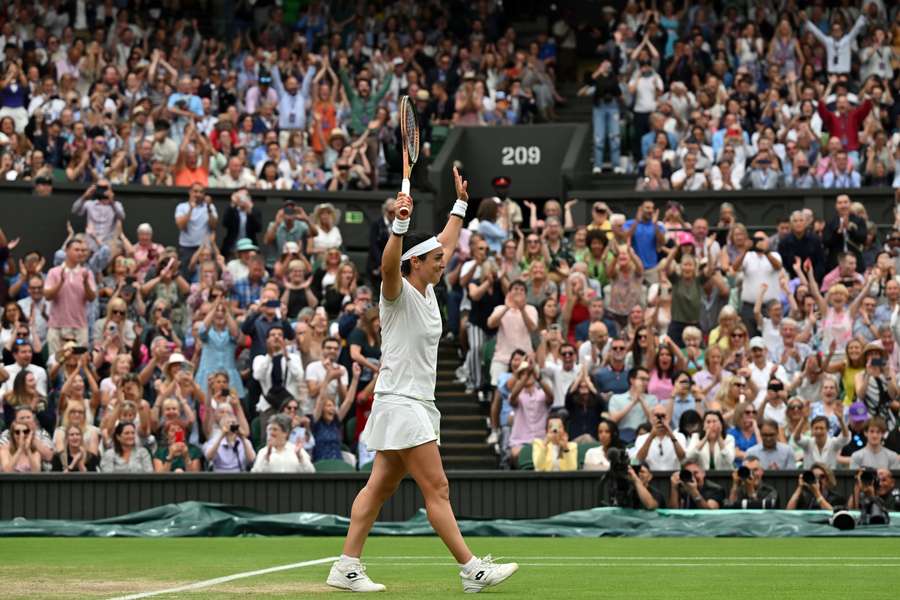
{"left": 401, "top": 178, "right": 411, "bottom": 196}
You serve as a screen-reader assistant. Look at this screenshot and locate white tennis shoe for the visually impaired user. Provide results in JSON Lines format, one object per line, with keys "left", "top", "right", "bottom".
{"left": 459, "top": 555, "right": 519, "bottom": 593}
{"left": 326, "top": 558, "right": 386, "bottom": 592}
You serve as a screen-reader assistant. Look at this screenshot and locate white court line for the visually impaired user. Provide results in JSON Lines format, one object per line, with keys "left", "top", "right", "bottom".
{"left": 368, "top": 555, "right": 896, "bottom": 561}
{"left": 363, "top": 562, "right": 900, "bottom": 568}
{"left": 107, "top": 556, "right": 338, "bottom": 600}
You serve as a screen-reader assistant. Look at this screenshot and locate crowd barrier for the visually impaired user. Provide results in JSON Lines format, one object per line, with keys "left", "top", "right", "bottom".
{"left": 0, "top": 182, "right": 435, "bottom": 270}
{"left": 2, "top": 470, "right": 895, "bottom": 522}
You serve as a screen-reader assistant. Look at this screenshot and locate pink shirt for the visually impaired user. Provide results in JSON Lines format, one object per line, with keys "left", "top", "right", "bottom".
{"left": 45, "top": 265, "right": 95, "bottom": 329}
{"left": 648, "top": 370, "right": 675, "bottom": 402}
{"left": 509, "top": 384, "right": 550, "bottom": 448}
{"left": 490, "top": 304, "right": 538, "bottom": 364}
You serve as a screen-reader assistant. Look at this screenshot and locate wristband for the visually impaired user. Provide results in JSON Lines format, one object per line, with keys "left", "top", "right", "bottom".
{"left": 391, "top": 217, "right": 410, "bottom": 236}
{"left": 450, "top": 199, "right": 468, "bottom": 219}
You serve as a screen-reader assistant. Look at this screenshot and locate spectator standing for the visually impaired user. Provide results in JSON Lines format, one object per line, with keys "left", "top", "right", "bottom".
{"left": 486, "top": 281, "right": 538, "bottom": 389}
{"left": 624, "top": 200, "right": 665, "bottom": 274}
{"left": 589, "top": 60, "right": 622, "bottom": 175}
{"left": 734, "top": 231, "right": 782, "bottom": 337}
{"left": 800, "top": 11, "right": 867, "bottom": 75}
{"left": 628, "top": 61, "right": 664, "bottom": 158}
{"left": 221, "top": 189, "right": 262, "bottom": 257}
{"left": 174, "top": 183, "right": 218, "bottom": 272}
{"left": 508, "top": 361, "right": 553, "bottom": 465}
{"left": 71, "top": 181, "right": 125, "bottom": 249}
{"left": 251, "top": 414, "right": 315, "bottom": 473}
{"left": 43, "top": 238, "right": 96, "bottom": 353}
{"left": 822, "top": 194, "right": 867, "bottom": 273}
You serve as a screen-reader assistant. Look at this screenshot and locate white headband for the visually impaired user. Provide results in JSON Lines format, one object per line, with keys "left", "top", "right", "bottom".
{"left": 401, "top": 236, "right": 441, "bottom": 262}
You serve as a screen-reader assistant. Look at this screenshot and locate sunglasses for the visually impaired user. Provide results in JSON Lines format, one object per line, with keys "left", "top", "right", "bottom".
{"left": 69, "top": 409, "right": 85, "bottom": 414}
{"left": 561, "top": 351, "right": 575, "bottom": 357}
{"left": 677, "top": 379, "right": 692, "bottom": 385}
{"left": 731, "top": 333, "right": 746, "bottom": 338}
{"left": 284, "top": 405, "right": 299, "bottom": 411}
{"left": 744, "top": 409, "right": 758, "bottom": 414}
{"left": 111, "top": 309, "right": 125, "bottom": 316}
{"left": 788, "top": 405, "right": 802, "bottom": 410}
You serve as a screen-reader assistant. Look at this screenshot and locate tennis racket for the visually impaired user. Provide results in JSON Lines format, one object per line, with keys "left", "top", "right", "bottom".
{"left": 398, "top": 94, "right": 420, "bottom": 218}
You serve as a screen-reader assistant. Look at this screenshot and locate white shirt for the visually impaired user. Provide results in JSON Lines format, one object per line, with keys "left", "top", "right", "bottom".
{"left": 304, "top": 359, "right": 349, "bottom": 403}
{"left": 582, "top": 446, "right": 610, "bottom": 471}
{"left": 796, "top": 433, "right": 851, "bottom": 470}
{"left": 541, "top": 361, "right": 579, "bottom": 408}
{"left": 311, "top": 226, "right": 343, "bottom": 254}
{"left": 749, "top": 361, "right": 789, "bottom": 405}
{"left": 671, "top": 169, "right": 708, "bottom": 190}
{"left": 253, "top": 352, "right": 305, "bottom": 412}
{"left": 629, "top": 431, "right": 687, "bottom": 471}
{"left": 1, "top": 363, "right": 48, "bottom": 397}
{"left": 250, "top": 442, "right": 315, "bottom": 473}
{"left": 629, "top": 72, "right": 663, "bottom": 113}
{"left": 739, "top": 251, "right": 782, "bottom": 305}
{"left": 375, "top": 277, "right": 443, "bottom": 401}
{"left": 226, "top": 258, "right": 249, "bottom": 282}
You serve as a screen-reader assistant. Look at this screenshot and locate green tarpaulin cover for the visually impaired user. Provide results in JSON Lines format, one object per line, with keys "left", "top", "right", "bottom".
{"left": 1, "top": 502, "right": 899, "bottom": 538}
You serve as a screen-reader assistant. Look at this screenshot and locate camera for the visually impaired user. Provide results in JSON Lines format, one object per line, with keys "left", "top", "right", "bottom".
{"left": 95, "top": 184, "right": 109, "bottom": 199}
{"left": 229, "top": 423, "right": 240, "bottom": 433}
{"left": 801, "top": 470, "right": 816, "bottom": 485}
{"left": 860, "top": 468, "right": 878, "bottom": 486}
{"left": 679, "top": 468, "right": 693, "bottom": 484}
{"left": 737, "top": 465, "right": 751, "bottom": 480}
{"left": 870, "top": 357, "right": 885, "bottom": 368}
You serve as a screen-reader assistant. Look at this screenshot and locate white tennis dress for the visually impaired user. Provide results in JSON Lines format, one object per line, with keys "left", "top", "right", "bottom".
{"left": 361, "top": 276, "right": 443, "bottom": 450}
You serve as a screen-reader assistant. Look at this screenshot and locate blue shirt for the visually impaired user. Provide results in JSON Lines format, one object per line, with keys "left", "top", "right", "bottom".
{"left": 728, "top": 426, "right": 758, "bottom": 467}
{"left": 232, "top": 276, "right": 265, "bottom": 309}
{"left": 592, "top": 365, "right": 630, "bottom": 396}
{"left": 497, "top": 372, "right": 515, "bottom": 426}
{"left": 624, "top": 219, "right": 664, "bottom": 268}
{"left": 175, "top": 201, "right": 218, "bottom": 248}
{"left": 670, "top": 395, "right": 697, "bottom": 430}
{"left": 312, "top": 417, "right": 343, "bottom": 462}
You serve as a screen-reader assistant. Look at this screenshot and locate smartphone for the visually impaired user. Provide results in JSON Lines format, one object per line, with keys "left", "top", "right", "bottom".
{"left": 871, "top": 357, "right": 886, "bottom": 368}
{"left": 71, "top": 346, "right": 88, "bottom": 355}
{"left": 174, "top": 429, "right": 185, "bottom": 444}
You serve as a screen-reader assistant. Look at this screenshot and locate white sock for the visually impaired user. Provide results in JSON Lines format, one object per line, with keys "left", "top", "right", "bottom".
{"left": 340, "top": 554, "right": 361, "bottom": 564}
{"left": 460, "top": 556, "right": 479, "bottom": 572}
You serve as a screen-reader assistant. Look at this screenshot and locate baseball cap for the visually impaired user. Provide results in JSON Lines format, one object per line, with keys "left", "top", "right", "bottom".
{"left": 848, "top": 401, "right": 869, "bottom": 423}
{"left": 492, "top": 175, "right": 511, "bottom": 188}
{"left": 748, "top": 336, "right": 766, "bottom": 350}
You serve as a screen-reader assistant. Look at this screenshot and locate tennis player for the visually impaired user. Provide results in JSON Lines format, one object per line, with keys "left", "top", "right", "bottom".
{"left": 326, "top": 167, "right": 518, "bottom": 593}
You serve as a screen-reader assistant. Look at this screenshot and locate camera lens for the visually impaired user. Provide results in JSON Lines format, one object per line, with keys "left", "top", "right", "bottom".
{"left": 737, "top": 465, "right": 751, "bottom": 480}
{"left": 802, "top": 470, "right": 816, "bottom": 485}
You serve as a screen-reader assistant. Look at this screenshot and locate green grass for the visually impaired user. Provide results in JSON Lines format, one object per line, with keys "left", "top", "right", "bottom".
{"left": 2, "top": 537, "right": 900, "bottom": 599}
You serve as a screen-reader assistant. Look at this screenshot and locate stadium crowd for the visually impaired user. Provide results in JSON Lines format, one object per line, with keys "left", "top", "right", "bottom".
{"left": 0, "top": 0, "right": 566, "bottom": 191}
{"left": 0, "top": 1, "right": 898, "bottom": 513}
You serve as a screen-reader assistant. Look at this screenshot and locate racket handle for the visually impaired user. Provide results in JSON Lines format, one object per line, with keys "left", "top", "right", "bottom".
{"left": 401, "top": 178, "right": 411, "bottom": 196}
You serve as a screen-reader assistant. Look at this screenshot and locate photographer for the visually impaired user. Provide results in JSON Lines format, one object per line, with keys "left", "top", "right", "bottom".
{"left": 786, "top": 463, "right": 844, "bottom": 511}
{"left": 532, "top": 415, "right": 578, "bottom": 472}
{"left": 725, "top": 455, "right": 779, "bottom": 509}
{"left": 848, "top": 468, "right": 899, "bottom": 514}
{"left": 599, "top": 451, "right": 665, "bottom": 510}
{"left": 668, "top": 460, "right": 724, "bottom": 509}
{"left": 631, "top": 404, "right": 686, "bottom": 471}
{"left": 203, "top": 409, "right": 256, "bottom": 472}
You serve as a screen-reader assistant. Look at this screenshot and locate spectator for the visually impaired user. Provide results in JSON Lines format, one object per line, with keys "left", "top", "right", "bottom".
{"left": 251, "top": 414, "right": 315, "bottom": 473}
{"left": 630, "top": 403, "right": 686, "bottom": 471}
{"left": 43, "top": 238, "right": 96, "bottom": 354}
{"left": 532, "top": 415, "right": 578, "bottom": 472}
{"left": 174, "top": 183, "right": 218, "bottom": 271}
{"left": 785, "top": 463, "right": 845, "bottom": 510}
{"left": 221, "top": 189, "right": 262, "bottom": 257}
{"left": 309, "top": 203, "right": 343, "bottom": 257}
{"left": 668, "top": 460, "right": 725, "bottom": 509}
{"left": 607, "top": 367, "right": 657, "bottom": 444}
{"left": 100, "top": 421, "right": 153, "bottom": 473}
{"left": 203, "top": 409, "right": 256, "bottom": 473}
{"left": 821, "top": 150, "right": 861, "bottom": 188}
{"left": 49, "top": 424, "right": 100, "bottom": 473}
{"left": 822, "top": 194, "right": 867, "bottom": 273}
{"left": 746, "top": 419, "right": 796, "bottom": 470}
{"left": 487, "top": 280, "right": 538, "bottom": 391}
{"left": 794, "top": 414, "right": 850, "bottom": 471}
{"left": 153, "top": 420, "right": 202, "bottom": 473}
{"left": 564, "top": 369, "right": 605, "bottom": 443}
{"left": 508, "top": 360, "right": 553, "bottom": 465}
{"left": 311, "top": 363, "right": 358, "bottom": 464}
{"left": 725, "top": 455, "right": 779, "bottom": 509}
{"left": 253, "top": 327, "right": 305, "bottom": 417}
{"left": 778, "top": 211, "right": 827, "bottom": 281}
{"left": 588, "top": 60, "right": 623, "bottom": 175}
{"left": 685, "top": 410, "right": 736, "bottom": 471}
{"left": 850, "top": 417, "right": 900, "bottom": 470}
{"left": 582, "top": 419, "right": 623, "bottom": 471}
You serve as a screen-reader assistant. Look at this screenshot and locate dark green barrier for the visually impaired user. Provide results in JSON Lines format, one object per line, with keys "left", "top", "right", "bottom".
{"left": 0, "top": 182, "right": 435, "bottom": 269}
{"left": 1, "top": 501, "right": 897, "bottom": 538}
{"left": 1, "top": 471, "right": 894, "bottom": 522}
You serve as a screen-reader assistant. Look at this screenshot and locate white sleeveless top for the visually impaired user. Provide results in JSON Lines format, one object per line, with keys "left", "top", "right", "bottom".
{"left": 375, "top": 277, "right": 442, "bottom": 402}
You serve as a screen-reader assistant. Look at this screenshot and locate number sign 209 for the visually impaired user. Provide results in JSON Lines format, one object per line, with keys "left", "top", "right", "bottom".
{"left": 501, "top": 145, "right": 541, "bottom": 166}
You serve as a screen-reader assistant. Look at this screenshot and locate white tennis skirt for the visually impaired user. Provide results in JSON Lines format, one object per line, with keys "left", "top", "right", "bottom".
{"left": 360, "top": 394, "right": 441, "bottom": 451}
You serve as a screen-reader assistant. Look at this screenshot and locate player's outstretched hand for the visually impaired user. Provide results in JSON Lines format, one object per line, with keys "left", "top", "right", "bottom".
{"left": 453, "top": 166, "right": 468, "bottom": 202}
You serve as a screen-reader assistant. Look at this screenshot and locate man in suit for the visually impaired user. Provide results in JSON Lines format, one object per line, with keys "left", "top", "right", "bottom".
{"left": 220, "top": 188, "right": 262, "bottom": 256}
{"left": 822, "top": 194, "right": 866, "bottom": 273}
{"left": 252, "top": 326, "right": 306, "bottom": 418}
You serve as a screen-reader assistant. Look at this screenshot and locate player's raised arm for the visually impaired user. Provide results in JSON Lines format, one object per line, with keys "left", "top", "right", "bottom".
{"left": 381, "top": 192, "right": 412, "bottom": 301}
{"left": 437, "top": 166, "right": 469, "bottom": 256}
